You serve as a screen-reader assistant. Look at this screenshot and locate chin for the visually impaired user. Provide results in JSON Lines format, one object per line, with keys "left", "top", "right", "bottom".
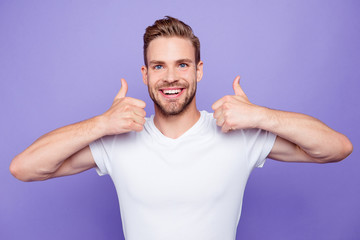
{"left": 151, "top": 88, "right": 196, "bottom": 117}
{"left": 158, "top": 105, "right": 186, "bottom": 116}
{"left": 155, "top": 100, "right": 191, "bottom": 117}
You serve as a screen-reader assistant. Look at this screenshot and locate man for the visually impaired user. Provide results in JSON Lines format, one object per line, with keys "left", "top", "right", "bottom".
{"left": 10, "top": 16, "right": 352, "bottom": 240}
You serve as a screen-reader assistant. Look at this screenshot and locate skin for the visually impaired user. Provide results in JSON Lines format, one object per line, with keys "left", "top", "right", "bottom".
{"left": 212, "top": 76, "right": 353, "bottom": 162}
{"left": 9, "top": 36, "right": 353, "bottom": 182}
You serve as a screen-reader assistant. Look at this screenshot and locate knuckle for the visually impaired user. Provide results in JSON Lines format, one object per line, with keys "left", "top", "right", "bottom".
{"left": 226, "top": 119, "right": 234, "bottom": 127}
{"left": 125, "top": 120, "right": 133, "bottom": 129}
{"left": 122, "top": 111, "right": 131, "bottom": 119}
{"left": 224, "top": 95, "right": 232, "bottom": 101}
{"left": 135, "top": 125, "right": 144, "bottom": 132}
{"left": 123, "top": 105, "right": 131, "bottom": 111}
{"left": 223, "top": 111, "right": 231, "bottom": 118}
{"left": 140, "top": 109, "right": 147, "bottom": 117}
{"left": 223, "top": 102, "right": 231, "bottom": 110}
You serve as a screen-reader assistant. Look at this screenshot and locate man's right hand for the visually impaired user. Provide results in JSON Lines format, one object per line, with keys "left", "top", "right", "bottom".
{"left": 100, "top": 78, "right": 147, "bottom": 136}
{"left": 10, "top": 78, "right": 147, "bottom": 181}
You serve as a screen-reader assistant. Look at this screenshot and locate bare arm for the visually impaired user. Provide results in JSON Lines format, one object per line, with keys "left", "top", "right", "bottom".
{"left": 10, "top": 119, "right": 103, "bottom": 182}
{"left": 259, "top": 109, "right": 352, "bottom": 163}
{"left": 212, "top": 76, "right": 353, "bottom": 163}
{"left": 10, "top": 79, "right": 146, "bottom": 181}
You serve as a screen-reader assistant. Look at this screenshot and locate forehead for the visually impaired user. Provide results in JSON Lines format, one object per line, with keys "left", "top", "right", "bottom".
{"left": 147, "top": 37, "right": 195, "bottom": 63}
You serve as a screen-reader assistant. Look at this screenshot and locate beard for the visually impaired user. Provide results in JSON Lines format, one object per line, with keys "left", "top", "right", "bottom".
{"left": 148, "top": 80, "right": 197, "bottom": 117}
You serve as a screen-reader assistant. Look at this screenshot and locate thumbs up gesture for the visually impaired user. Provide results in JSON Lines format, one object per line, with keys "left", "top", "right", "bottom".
{"left": 100, "top": 78, "right": 147, "bottom": 136}
{"left": 212, "top": 76, "right": 264, "bottom": 132}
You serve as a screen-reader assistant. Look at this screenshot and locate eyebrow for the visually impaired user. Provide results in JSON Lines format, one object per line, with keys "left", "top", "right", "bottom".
{"left": 149, "top": 60, "right": 165, "bottom": 65}
{"left": 176, "top": 58, "right": 193, "bottom": 64}
{"left": 149, "top": 58, "right": 194, "bottom": 65}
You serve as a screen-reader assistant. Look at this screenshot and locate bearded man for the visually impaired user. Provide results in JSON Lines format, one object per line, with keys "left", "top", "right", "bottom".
{"left": 10, "top": 16, "right": 352, "bottom": 240}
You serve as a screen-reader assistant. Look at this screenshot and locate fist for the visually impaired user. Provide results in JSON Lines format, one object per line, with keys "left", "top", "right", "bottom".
{"left": 101, "top": 78, "right": 146, "bottom": 135}
{"left": 212, "top": 76, "right": 263, "bottom": 132}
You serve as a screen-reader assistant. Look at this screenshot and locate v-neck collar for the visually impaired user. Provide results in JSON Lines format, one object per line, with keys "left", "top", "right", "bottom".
{"left": 146, "top": 111, "right": 206, "bottom": 145}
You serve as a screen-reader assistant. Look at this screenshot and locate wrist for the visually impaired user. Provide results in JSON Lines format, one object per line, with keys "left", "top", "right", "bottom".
{"left": 254, "top": 106, "right": 275, "bottom": 130}
{"left": 91, "top": 115, "right": 109, "bottom": 137}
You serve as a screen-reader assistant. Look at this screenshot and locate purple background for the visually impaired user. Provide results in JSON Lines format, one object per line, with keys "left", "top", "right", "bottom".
{"left": 1, "top": 0, "right": 359, "bottom": 239}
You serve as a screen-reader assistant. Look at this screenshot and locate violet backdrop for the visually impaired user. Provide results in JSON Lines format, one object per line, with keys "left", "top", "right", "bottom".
{"left": 1, "top": 0, "right": 359, "bottom": 239}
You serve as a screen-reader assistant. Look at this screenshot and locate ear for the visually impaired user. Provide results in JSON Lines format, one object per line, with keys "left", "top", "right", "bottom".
{"left": 196, "top": 60, "right": 203, "bottom": 83}
{"left": 141, "top": 66, "right": 148, "bottom": 85}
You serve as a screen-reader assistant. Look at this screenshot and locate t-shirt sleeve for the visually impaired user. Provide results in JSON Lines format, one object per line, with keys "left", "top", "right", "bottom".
{"left": 89, "top": 135, "right": 116, "bottom": 176}
{"left": 243, "top": 128, "right": 277, "bottom": 168}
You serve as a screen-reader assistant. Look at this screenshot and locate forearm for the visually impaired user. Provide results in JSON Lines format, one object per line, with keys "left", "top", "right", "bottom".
{"left": 257, "top": 107, "right": 353, "bottom": 161}
{"left": 11, "top": 79, "right": 146, "bottom": 181}
{"left": 11, "top": 116, "right": 106, "bottom": 179}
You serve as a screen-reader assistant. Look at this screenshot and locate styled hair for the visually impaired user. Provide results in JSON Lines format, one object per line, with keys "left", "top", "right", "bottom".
{"left": 143, "top": 16, "right": 200, "bottom": 66}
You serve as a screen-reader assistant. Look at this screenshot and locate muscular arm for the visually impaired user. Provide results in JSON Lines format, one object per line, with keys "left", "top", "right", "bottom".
{"left": 258, "top": 109, "right": 352, "bottom": 163}
{"left": 10, "top": 119, "right": 103, "bottom": 182}
{"left": 212, "top": 76, "right": 353, "bottom": 163}
{"left": 10, "top": 79, "right": 146, "bottom": 181}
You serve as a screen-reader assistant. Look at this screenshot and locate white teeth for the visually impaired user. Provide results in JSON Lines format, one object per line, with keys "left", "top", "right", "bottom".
{"left": 163, "top": 89, "right": 181, "bottom": 95}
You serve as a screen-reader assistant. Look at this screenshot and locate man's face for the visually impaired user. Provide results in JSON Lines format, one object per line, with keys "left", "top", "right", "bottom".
{"left": 141, "top": 37, "right": 203, "bottom": 116}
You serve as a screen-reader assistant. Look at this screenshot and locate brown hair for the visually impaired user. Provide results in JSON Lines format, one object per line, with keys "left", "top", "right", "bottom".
{"left": 143, "top": 16, "right": 201, "bottom": 66}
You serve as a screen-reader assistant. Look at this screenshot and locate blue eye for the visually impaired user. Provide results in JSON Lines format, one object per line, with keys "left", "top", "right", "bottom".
{"left": 154, "top": 65, "right": 163, "bottom": 70}
{"left": 179, "top": 63, "right": 187, "bottom": 68}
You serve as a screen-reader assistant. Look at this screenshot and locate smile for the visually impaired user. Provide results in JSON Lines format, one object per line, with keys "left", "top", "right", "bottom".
{"left": 159, "top": 88, "right": 185, "bottom": 98}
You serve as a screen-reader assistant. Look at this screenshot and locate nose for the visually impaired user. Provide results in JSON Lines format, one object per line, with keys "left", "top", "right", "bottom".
{"left": 165, "top": 66, "right": 177, "bottom": 82}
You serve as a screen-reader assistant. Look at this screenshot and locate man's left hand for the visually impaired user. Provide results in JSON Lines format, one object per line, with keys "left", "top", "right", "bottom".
{"left": 212, "top": 76, "right": 264, "bottom": 132}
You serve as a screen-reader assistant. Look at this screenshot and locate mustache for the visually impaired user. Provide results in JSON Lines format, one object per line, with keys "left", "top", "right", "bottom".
{"left": 156, "top": 81, "right": 189, "bottom": 89}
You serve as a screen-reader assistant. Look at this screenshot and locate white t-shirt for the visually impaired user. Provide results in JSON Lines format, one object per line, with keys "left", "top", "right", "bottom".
{"left": 90, "top": 110, "right": 276, "bottom": 240}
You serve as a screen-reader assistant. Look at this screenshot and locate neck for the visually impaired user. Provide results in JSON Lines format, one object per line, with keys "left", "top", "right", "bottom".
{"left": 153, "top": 99, "right": 200, "bottom": 139}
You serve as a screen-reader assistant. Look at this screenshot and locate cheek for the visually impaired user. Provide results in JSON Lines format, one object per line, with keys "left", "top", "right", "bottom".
{"left": 147, "top": 71, "right": 164, "bottom": 85}
{"left": 146, "top": 73, "right": 157, "bottom": 86}
{"left": 179, "top": 69, "right": 196, "bottom": 80}
{"left": 180, "top": 71, "right": 190, "bottom": 78}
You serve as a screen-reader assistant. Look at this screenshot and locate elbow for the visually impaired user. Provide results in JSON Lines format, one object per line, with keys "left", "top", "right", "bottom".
{"left": 316, "top": 136, "right": 353, "bottom": 164}
{"left": 9, "top": 157, "right": 33, "bottom": 182}
{"left": 340, "top": 137, "right": 353, "bottom": 161}
{"left": 332, "top": 135, "right": 353, "bottom": 162}
{"left": 9, "top": 155, "right": 51, "bottom": 182}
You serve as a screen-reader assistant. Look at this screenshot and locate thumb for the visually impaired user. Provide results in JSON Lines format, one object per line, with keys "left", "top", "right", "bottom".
{"left": 115, "top": 78, "right": 128, "bottom": 99}
{"left": 233, "top": 76, "right": 246, "bottom": 96}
